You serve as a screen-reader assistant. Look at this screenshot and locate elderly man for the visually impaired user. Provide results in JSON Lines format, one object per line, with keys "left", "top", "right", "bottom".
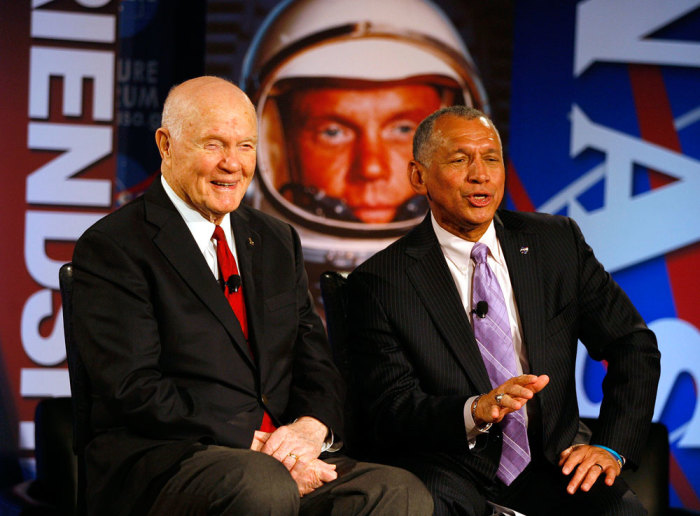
{"left": 346, "top": 106, "right": 660, "bottom": 515}
{"left": 71, "top": 76, "right": 432, "bottom": 516}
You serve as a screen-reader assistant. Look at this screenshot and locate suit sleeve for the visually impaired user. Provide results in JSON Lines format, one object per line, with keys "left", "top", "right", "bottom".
{"left": 569, "top": 218, "right": 660, "bottom": 468}
{"left": 346, "top": 271, "right": 479, "bottom": 454}
{"left": 283, "top": 225, "right": 345, "bottom": 436}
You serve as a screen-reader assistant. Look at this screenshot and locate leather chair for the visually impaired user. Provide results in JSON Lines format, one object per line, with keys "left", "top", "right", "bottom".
{"left": 58, "top": 262, "right": 89, "bottom": 516}
{"left": 581, "top": 417, "right": 669, "bottom": 516}
{"left": 319, "top": 270, "right": 691, "bottom": 516}
{"left": 0, "top": 397, "right": 76, "bottom": 515}
{"left": 317, "top": 270, "right": 365, "bottom": 459}
{"left": 0, "top": 264, "right": 85, "bottom": 515}
{"left": 30, "top": 397, "right": 77, "bottom": 515}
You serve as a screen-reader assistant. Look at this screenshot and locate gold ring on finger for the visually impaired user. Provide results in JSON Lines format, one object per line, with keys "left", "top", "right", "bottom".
{"left": 288, "top": 452, "right": 299, "bottom": 461}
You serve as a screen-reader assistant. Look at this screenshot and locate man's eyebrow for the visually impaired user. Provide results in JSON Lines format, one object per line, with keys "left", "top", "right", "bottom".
{"left": 387, "top": 108, "right": 434, "bottom": 120}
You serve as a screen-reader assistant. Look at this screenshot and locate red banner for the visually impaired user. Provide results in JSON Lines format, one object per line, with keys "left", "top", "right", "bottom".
{"left": 0, "top": 0, "right": 118, "bottom": 472}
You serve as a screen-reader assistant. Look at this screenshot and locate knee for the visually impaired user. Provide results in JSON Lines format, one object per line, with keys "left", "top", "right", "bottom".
{"left": 362, "top": 464, "right": 434, "bottom": 515}
{"left": 211, "top": 451, "right": 300, "bottom": 515}
{"left": 610, "top": 489, "right": 648, "bottom": 516}
{"left": 416, "top": 467, "right": 484, "bottom": 516}
{"left": 572, "top": 479, "right": 648, "bottom": 516}
{"left": 389, "top": 467, "right": 434, "bottom": 515}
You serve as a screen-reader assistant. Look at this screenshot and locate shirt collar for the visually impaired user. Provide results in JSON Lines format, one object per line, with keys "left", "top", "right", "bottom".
{"left": 430, "top": 212, "right": 504, "bottom": 272}
{"left": 161, "top": 175, "right": 233, "bottom": 255}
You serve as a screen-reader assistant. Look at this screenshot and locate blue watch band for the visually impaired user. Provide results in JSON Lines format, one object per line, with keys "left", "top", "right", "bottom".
{"left": 593, "top": 444, "right": 625, "bottom": 468}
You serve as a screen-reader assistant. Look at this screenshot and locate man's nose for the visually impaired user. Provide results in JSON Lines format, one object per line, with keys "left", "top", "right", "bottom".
{"left": 220, "top": 150, "right": 242, "bottom": 172}
{"left": 352, "top": 132, "right": 387, "bottom": 180}
{"left": 467, "top": 159, "right": 489, "bottom": 183}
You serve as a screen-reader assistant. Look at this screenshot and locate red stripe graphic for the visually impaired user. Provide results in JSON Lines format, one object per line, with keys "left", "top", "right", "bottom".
{"left": 628, "top": 63, "right": 700, "bottom": 510}
{"left": 506, "top": 159, "right": 536, "bottom": 212}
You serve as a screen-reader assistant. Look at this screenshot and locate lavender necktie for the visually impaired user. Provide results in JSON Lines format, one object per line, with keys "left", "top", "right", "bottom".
{"left": 471, "top": 242, "right": 530, "bottom": 485}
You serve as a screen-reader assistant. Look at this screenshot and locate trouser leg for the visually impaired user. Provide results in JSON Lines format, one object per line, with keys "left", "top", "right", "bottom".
{"left": 299, "top": 455, "right": 434, "bottom": 516}
{"left": 147, "top": 445, "right": 299, "bottom": 516}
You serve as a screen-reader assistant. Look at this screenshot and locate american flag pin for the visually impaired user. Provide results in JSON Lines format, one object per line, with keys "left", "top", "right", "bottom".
{"left": 520, "top": 246, "right": 529, "bottom": 255}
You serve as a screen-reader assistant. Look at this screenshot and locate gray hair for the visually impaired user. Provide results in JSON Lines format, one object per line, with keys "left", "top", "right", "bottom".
{"left": 413, "top": 105, "right": 499, "bottom": 165}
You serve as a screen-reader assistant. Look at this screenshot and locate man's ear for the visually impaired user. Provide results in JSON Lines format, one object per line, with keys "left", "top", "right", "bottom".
{"left": 155, "top": 127, "right": 171, "bottom": 160}
{"left": 408, "top": 161, "right": 427, "bottom": 195}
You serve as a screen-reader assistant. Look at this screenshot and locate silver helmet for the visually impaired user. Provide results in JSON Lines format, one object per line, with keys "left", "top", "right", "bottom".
{"left": 241, "top": 0, "right": 488, "bottom": 269}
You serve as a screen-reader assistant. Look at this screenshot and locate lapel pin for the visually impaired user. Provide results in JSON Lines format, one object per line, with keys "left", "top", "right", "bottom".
{"left": 248, "top": 237, "right": 255, "bottom": 247}
{"left": 520, "top": 246, "right": 529, "bottom": 255}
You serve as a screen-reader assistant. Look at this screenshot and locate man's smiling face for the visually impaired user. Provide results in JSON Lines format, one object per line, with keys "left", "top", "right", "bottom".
{"left": 157, "top": 78, "right": 258, "bottom": 224}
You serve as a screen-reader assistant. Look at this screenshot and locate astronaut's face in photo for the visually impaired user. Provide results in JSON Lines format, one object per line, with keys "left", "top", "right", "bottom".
{"left": 279, "top": 83, "right": 442, "bottom": 224}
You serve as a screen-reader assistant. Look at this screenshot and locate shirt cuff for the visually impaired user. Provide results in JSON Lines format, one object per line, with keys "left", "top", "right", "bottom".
{"left": 321, "top": 428, "right": 342, "bottom": 453}
{"left": 464, "top": 395, "right": 491, "bottom": 444}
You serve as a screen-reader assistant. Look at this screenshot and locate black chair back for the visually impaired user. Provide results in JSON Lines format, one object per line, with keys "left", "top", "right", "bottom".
{"left": 59, "top": 262, "right": 90, "bottom": 515}
{"left": 32, "top": 397, "right": 77, "bottom": 514}
{"left": 319, "top": 271, "right": 351, "bottom": 377}
{"left": 319, "top": 270, "right": 369, "bottom": 458}
{"left": 581, "top": 418, "right": 669, "bottom": 516}
{"left": 623, "top": 422, "right": 670, "bottom": 516}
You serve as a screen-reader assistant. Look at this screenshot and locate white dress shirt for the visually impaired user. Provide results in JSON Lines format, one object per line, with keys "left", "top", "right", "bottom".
{"left": 161, "top": 175, "right": 238, "bottom": 281}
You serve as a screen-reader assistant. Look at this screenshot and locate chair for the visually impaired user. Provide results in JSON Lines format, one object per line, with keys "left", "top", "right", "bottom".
{"left": 0, "top": 397, "right": 77, "bottom": 515}
{"left": 31, "top": 397, "right": 77, "bottom": 515}
{"left": 582, "top": 417, "right": 671, "bottom": 516}
{"left": 318, "top": 270, "right": 366, "bottom": 458}
{"left": 58, "top": 262, "right": 90, "bottom": 516}
{"left": 319, "top": 270, "right": 692, "bottom": 516}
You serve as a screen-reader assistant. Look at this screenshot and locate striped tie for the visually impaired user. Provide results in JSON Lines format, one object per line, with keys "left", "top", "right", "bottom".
{"left": 471, "top": 242, "right": 530, "bottom": 485}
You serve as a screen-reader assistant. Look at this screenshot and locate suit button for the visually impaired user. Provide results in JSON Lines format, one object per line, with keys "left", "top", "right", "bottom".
{"left": 261, "top": 394, "right": 269, "bottom": 405}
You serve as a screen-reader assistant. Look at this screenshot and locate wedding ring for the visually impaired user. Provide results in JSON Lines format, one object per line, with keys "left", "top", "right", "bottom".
{"left": 593, "top": 463, "right": 603, "bottom": 471}
{"left": 287, "top": 452, "right": 299, "bottom": 461}
{"left": 495, "top": 393, "right": 505, "bottom": 406}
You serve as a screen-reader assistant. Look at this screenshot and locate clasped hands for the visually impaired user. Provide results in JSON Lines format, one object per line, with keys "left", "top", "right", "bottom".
{"left": 474, "top": 374, "right": 623, "bottom": 494}
{"left": 250, "top": 416, "right": 336, "bottom": 496}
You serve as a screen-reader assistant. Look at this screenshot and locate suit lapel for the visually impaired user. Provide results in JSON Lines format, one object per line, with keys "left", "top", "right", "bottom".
{"left": 143, "top": 180, "right": 255, "bottom": 371}
{"left": 495, "top": 213, "right": 546, "bottom": 375}
{"left": 405, "top": 216, "right": 493, "bottom": 393}
{"left": 230, "top": 209, "right": 266, "bottom": 371}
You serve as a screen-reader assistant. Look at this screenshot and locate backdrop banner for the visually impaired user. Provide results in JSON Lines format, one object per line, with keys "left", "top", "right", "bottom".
{"left": 0, "top": 0, "right": 119, "bottom": 479}
{"left": 0, "top": 1, "right": 698, "bottom": 511}
{"left": 508, "top": 1, "right": 700, "bottom": 509}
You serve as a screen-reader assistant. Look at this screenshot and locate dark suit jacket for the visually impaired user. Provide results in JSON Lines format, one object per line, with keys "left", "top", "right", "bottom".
{"left": 346, "top": 210, "right": 659, "bottom": 484}
{"left": 72, "top": 178, "right": 344, "bottom": 515}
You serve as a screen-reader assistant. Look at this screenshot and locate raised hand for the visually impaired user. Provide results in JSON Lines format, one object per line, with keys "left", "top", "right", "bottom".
{"left": 473, "top": 374, "right": 549, "bottom": 425}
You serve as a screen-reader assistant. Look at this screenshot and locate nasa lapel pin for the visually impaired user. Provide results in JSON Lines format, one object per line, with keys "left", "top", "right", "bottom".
{"left": 520, "top": 246, "right": 529, "bottom": 255}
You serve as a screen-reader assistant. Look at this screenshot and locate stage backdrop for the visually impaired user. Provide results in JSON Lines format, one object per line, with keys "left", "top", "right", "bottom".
{"left": 0, "top": 0, "right": 120, "bottom": 480}
{"left": 0, "top": 0, "right": 697, "bottom": 511}
{"left": 507, "top": 1, "right": 700, "bottom": 510}
{"left": 0, "top": 0, "right": 204, "bottom": 485}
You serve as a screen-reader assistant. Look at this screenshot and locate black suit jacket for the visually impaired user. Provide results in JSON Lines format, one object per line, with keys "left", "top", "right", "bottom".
{"left": 347, "top": 211, "right": 659, "bottom": 483}
{"left": 72, "top": 179, "right": 343, "bottom": 515}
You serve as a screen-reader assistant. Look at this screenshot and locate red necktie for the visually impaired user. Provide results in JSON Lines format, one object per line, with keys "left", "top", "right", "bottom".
{"left": 212, "top": 225, "right": 276, "bottom": 433}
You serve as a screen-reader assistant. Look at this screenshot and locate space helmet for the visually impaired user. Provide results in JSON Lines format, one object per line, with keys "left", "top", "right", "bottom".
{"left": 241, "top": 0, "right": 488, "bottom": 270}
